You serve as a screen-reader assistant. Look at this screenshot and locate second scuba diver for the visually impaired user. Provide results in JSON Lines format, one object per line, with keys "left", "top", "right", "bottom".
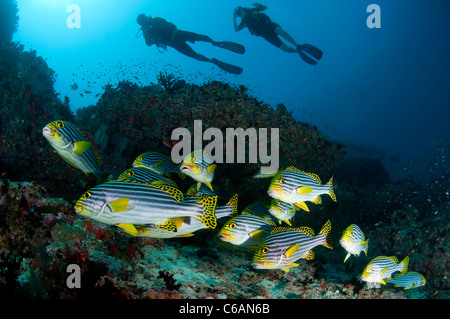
{"left": 137, "top": 14, "right": 245, "bottom": 75}
{"left": 233, "top": 3, "right": 323, "bottom": 65}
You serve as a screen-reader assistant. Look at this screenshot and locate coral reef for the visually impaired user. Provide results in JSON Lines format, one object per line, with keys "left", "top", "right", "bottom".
{"left": 0, "top": 0, "right": 19, "bottom": 44}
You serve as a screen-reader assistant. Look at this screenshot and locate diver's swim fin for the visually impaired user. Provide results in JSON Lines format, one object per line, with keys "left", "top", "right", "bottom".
{"left": 211, "top": 58, "right": 243, "bottom": 75}
{"left": 297, "top": 44, "right": 323, "bottom": 65}
{"left": 213, "top": 41, "right": 246, "bottom": 54}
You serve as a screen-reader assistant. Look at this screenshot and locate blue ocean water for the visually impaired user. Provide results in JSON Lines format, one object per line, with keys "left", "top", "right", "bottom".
{"left": 13, "top": 0, "right": 450, "bottom": 179}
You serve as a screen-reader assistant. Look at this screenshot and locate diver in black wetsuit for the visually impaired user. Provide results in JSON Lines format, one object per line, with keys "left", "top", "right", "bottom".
{"left": 233, "top": 3, "right": 323, "bottom": 65}
{"left": 137, "top": 14, "right": 245, "bottom": 75}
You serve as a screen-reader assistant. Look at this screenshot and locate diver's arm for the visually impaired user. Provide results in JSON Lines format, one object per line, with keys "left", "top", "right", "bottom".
{"left": 233, "top": 14, "right": 245, "bottom": 32}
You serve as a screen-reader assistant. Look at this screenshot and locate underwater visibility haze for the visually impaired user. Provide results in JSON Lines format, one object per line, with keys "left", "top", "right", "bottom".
{"left": 0, "top": 0, "right": 449, "bottom": 302}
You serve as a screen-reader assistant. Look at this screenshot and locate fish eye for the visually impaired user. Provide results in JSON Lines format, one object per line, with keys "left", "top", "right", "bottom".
{"left": 83, "top": 191, "right": 91, "bottom": 199}
{"left": 279, "top": 177, "right": 285, "bottom": 184}
{"left": 56, "top": 121, "right": 65, "bottom": 128}
{"left": 229, "top": 223, "right": 236, "bottom": 229}
{"left": 262, "top": 247, "right": 269, "bottom": 254}
{"left": 127, "top": 171, "right": 135, "bottom": 176}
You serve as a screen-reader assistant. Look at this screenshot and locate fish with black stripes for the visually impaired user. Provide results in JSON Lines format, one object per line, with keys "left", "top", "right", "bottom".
{"left": 361, "top": 256, "right": 409, "bottom": 288}
{"left": 252, "top": 220, "right": 333, "bottom": 272}
{"left": 132, "top": 151, "right": 185, "bottom": 179}
{"left": 74, "top": 181, "right": 222, "bottom": 236}
{"left": 42, "top": 120, "right": 105, "bottom": 181}
{"left": 267, "top": 166, "right": 336, "bottom": 209}
{"left": 339, "top": 224, "right": 369, "bottom": 262}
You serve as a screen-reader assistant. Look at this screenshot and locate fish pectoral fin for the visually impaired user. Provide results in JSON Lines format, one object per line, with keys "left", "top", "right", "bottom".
{"left": 380, "top": 280, "right": 387, "bottom": 285}
{"left": 117, "top": 223, "right": 138, "bottom": 236}
{"left": 343, "top": 253, "right": 351, "bottom": 263}
{"left": 296, "top": 186, "right": 313, "bottom": 195}
{"left": 153, "top": 161, "right": 163, "bottom": 168}
{"left": 284, "top": 244, "right": 301, "bottom": 258}
{"left": 109, "top": 198, "right": 132, "bottom": 213}
{"left": 249, "top": 229, "right": 265, "bottom": 240}
{"left": 72, "top": 141, "right": 92, "bottom": 154}
{"left": 293, "top": 202, "right": 309, "bottom": 212}
{"left": 206, "top": 164, "right": 216, "bottom": 174}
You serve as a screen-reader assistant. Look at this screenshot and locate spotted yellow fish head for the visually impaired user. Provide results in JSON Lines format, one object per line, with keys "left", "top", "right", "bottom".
{"left": 218, "top": 219, "right": 249, "bottom": 245}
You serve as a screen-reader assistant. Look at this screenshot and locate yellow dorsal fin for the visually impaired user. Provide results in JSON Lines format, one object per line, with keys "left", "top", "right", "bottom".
{"left": 72, "top": 141, "right": 92, "bottom": 154}
{"left": 150, "top": 184, "right": 184, "bottom": 201}
{"left": 296, "top": 226, "right": 314, "bottom": 237}
{"left": 286, "top": 166, "right": 322, "bottom": 183}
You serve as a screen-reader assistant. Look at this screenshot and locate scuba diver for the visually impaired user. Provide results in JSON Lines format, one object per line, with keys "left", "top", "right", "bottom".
{"left": 233, "top": 3, "right": 323, "bottom": 65}
{"left": 137, "top": 14, "right": 245, "bottom": 75}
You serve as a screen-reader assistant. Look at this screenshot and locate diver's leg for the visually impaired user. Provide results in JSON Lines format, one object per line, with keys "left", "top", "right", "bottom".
{"left": 173, "top": 41, "right": 212, "bottom": 62}
{"left": 274, "top": 26, "right": 299, "bottom": 48}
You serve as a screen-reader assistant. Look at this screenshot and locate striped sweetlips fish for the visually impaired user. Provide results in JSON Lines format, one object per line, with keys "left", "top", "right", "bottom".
{"left": 386, "top": 271, "right": 426, "bottom": 290}
{"left": 42, "top": 120, "right": 104, "bottom": 181}
{"left": 132, "top": 194, "right": 238, "bottom": 238}
{"left": 252, "top": 220, "right": 333, "bottom": 272}
{"left": 339, "top": 224, "right": 369, "bottom": 262}
{"left": 132, "top": 151, "right": 184, "bottom": 178}
{"left": 180, "top": 150, "right": 216, "bottom": 191}
{"left": 116, "top": 167, "right": 178, "bottom": 188}
{"left": 268, "top": 199, "right": 302, "bottom": 226}
{"left": 218, "top": 213, "right": 276, "bottom": 250}
{"left": 185, "top": 182, "right": 217, "bottom": 198}
{"left": 361, "top": 256, "right": 409, "bottom": 288}
{"left": 74, "top": 181, "right": 221, "bottom": 236}
{"left": 267, "top": 166, "right": 336, "bottom": 209}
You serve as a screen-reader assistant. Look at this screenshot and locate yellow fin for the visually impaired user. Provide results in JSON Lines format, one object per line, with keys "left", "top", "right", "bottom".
{"left": 72, "top": 141, "right": 92, "bottom": 154}
{"left": 293, "top": 202, "right": 309, "bottom": 212}
{"left": 284, "top": 219, "right": 292, "bottom": 226}
{"left": 150, "top": 184, "right": 184, "bottom": 201}
{"left": 304, "top": 250, "right": 315, "bottom": 260}
{"left": 172, "top": 217, "right": 185, "bottom": 229}
{"left": 156, "top": 219, "right": 178, "bottom": 232}
{"left": 319, "top": 220, "right": 333, "bottom": 249}
{"left": 117, "top": 223, "right": 137, "bottom": 236}
{"left": 226, "top": 194, "right": 239, "bottom": 216}
{"left": 196, "top": 195, "right": 218, "bottom": 229}
{"left": 297, "top": 186, "right": 313, "bottom": 195}
{"left": 343, "top": 253, "right": 351, "bottom": 263}
{"left": 249, "top": 229, "right": 265, "bottom": 240}
{"left": 203, "top": 182, "right": 214, "bottom": 191}
{"left": 153, "top": 161, "right": 163, "bottom": 168}
{"left": 284, "top": 244, "right": 301, "bottom": 258}
{"left": 327, "top": 176, "right": 337, "bottom": 202}
{"left": 206, "top": 164, "right": 216, "bottom": 174}
{"left": 109, "top": 198, "right": 131, "bottom": 213}
{"left": 311, "top": 196, "right": 322, "bottom": 204}
{"left": 174, "top": 233, "right": 195, "bottom": 238}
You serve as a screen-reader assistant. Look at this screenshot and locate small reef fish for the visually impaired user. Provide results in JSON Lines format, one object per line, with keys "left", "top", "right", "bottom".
{"left": 361, "top": 256, "right": 409, "bottom": 288}
{"left": 339, "top": 224, "right": 369, "bottom": 262}
{"left": 267, "top": 166, "right": 336, "bottom": 209}
{"left": 252, "top": 220, "right": 333, "bottom": 272}
{"left": 74, "top": 181, "right": 221, "bottom": 235}
{"left": 116, "top": 167, "right": 178, "bottom": 188}
{"left": 180, "top": 150, "right": 216, "bottom": 191}
{"left": 387, "top": 272, "right": 426, "bottom": 289}
{"left": 268, "top": 199, "right": 302, "bottom": 226}
{"left": 241, "top": 203, "right": 275, "bottom": 220}
{"left": 218, "top": 213, "right": 276, "bottom": 250}
{"left": 132, "top": 151, "right": 184, "bottom": 178}
{"left": 42, "top": 120, "right": 104, "bottom": 181}
{"left": 132, "top": 195, "right": 238, "bottom": 238}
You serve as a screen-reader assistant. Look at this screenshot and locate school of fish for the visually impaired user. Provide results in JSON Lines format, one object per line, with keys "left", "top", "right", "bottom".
{"left": 43, "top": 120, "right": 426, "bottom": 290}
